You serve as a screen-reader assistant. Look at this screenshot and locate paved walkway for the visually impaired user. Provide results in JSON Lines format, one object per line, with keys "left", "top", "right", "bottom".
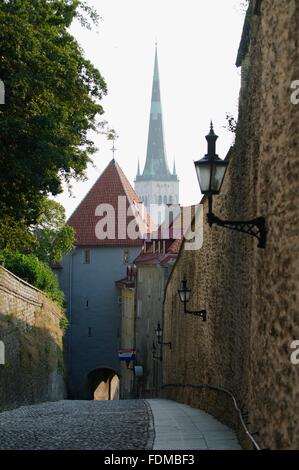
{"left": 147, "top": 399, "right": 241, "bottom": 450}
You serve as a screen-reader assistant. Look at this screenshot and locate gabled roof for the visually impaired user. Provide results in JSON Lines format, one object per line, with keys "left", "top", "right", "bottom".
{"left": 68, "top": 159, "right": 150, "bottom": 246}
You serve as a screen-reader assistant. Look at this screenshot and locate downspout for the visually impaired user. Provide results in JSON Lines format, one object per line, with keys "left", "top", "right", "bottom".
{"left": 68, "top": 249, "right": 75, "bottom": 379}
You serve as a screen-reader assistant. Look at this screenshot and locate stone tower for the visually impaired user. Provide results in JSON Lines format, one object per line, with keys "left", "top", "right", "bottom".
{"left": 135, "top": 46, "right": 179, "bottom": 222}
{"left": 57, "top": 160, "right": 148, "bottom": 399}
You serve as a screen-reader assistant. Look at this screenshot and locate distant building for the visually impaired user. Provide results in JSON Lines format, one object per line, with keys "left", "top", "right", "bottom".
{"left": 115, "top": 266, "right": 137, "bottom": 399}
{"left": 56, "top": 159, "right": 149, "bottom": 399}
{"left": 134, "top": 232, "right": 182, "bottom": 398}
{"left": 135, "top": 46, "right": 179, "bottom": 223}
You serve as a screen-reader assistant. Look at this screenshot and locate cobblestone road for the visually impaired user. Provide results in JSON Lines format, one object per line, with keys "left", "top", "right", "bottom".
{"left": 0, "top": 400, "right": 153, "bottom": 450}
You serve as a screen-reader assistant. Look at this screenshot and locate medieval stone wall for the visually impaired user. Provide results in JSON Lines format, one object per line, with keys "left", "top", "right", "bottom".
{"left": 0, "top": 266, "right": 66, "bottom": 411}
{"left": 163, "top": 0, "right": 299, "bottom": 449}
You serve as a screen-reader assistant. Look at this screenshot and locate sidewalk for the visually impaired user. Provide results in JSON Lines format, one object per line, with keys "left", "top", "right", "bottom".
{"left": 147, "top": 399, "right": 241, "bottom": 450}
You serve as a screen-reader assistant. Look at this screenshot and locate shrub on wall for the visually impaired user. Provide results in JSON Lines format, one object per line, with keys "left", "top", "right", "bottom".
{"left": 0, "top": 249, "right": 64, "bottom": 305}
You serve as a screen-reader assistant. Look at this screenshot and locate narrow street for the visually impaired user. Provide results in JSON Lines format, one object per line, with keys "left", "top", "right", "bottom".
{"left": 0, "top": 399, "right": 240, "bottom": 450}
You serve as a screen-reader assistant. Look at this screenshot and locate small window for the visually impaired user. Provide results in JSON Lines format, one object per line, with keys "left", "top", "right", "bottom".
{"left": 88, "top": 327, "right": 92, "bottom": 337}
{"left": 83, "top": 249, "right": 91, "bottom": 264}
{"left": 123, "top": 249, "right": 130, "bottom": 264}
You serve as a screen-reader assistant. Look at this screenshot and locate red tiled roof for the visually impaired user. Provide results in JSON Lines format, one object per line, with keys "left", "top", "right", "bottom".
{"left": 115, "top": 277, "right": 135, "bottom": 288}
{"left": 134, "top": 238, "right": 182, "bottom": 266}
{"left": 68, "top": 159, "right": 150, "bottom": 246}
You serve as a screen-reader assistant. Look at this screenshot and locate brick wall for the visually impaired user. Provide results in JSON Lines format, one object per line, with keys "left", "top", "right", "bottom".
{"left": 0, "top": 266, "right": 66, "bottom": 410}
{"left": 163, "top": 0, "right": 299, "bottom": 449}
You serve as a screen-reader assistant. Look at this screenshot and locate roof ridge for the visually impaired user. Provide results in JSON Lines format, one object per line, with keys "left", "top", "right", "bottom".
{"left": 67, "top": 159, "right": 151, "bottom": 246}
{"left": 67, "top": 159, "right": 115, "bottom": 223}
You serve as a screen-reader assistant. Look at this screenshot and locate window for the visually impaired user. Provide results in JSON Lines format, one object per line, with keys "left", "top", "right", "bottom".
{"left": 88, "top": 327, "right": 92, "bottom": 337}
{"left": 83, "top": 249, "right": 91, "bottom": 264}
{"left": 123, "top": 249, "right": 130, "bottom": 264}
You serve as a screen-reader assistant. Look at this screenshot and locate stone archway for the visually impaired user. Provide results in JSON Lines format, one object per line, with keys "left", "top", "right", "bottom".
{"left": 87, "top": 368, "right": 120, "bottom": 401}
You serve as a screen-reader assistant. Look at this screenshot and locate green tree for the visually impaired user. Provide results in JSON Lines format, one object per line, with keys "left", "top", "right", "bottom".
{"left": 32, "top": 198, "right": 75, "bottom": 264}
{"left": 0, "top": 216, "right": 37, "bottom": 253}
{"left": 0, "top": 0, "right": 107, "bottom": 227}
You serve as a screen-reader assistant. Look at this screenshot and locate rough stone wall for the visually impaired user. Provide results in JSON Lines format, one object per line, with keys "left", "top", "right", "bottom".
{"left": 136, "top": 265, "right": 164, "bottom": 397}
{"left": 119, "top": 286, "right": 135, "bottom": 399}
{"left": 163, "top": 0, "right": 299, "bottom": 449}
{"left": 0, "top": 266, "right": 66, "bottom": 411}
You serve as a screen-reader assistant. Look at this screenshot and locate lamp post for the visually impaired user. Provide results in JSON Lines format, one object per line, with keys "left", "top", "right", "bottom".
{"left": 194, "top": 122, "right": 267, "bottom": 248}
{"left": 178, "top": 278, "right": 207, "bottom": 321}
{"left": 152, "top": 342, "right": 162, "bottom": 361}
{"left": 155, "top": 322, "right": 172, "bottom": 349}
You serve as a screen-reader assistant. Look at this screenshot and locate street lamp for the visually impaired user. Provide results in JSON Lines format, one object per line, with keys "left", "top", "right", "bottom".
{"left": 194, "top": 122, "right": 267, "bottom": 248}
{"left": 178, "top": 278, "right": 207, "bottom": 321}
{"left": 155, "top": 322, "right": 172, "bottom": 349}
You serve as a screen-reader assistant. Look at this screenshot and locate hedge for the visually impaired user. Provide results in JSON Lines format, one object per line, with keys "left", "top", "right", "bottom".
{"left": 0, "top": 249, "right": 64, "bottom": 305}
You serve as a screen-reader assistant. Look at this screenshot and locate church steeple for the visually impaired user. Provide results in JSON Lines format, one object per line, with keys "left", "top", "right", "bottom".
{"left": 173, "top": 160, "right": 177, "bottom": 177}
{"left": 136, "top": 45, "right": 178, "bottom": 182}
{"left": 136, "top": 159, "right": 141, "bottom": 177}
{"left": 134, "top": 44, "right": 180, "bottom": 219}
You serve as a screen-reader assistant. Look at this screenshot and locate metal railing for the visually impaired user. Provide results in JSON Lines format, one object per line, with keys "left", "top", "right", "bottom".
{"left": 162, "top": 383, "right": 261, "bottom": 450}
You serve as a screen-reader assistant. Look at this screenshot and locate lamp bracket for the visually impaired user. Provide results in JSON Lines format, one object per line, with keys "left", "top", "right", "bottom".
{"left": 207, "top": 212, "right": 267, "bottom": 249}
{"left": 184, "top": 306, "right": 207, "bottom": 322}
{"left": 158, "top": 340, "right": 172, "bottom": 349}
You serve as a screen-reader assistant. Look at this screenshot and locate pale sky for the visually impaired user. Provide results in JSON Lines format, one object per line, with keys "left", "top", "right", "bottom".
{"left": 56, "top": 0, "right": 246, "bottom": 217}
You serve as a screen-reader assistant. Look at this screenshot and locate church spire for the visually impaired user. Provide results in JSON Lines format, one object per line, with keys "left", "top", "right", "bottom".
{"left": 136, "top": 159, "right": 141, "bottom": 177}
{"left": 173, "top": 159, "right": 177, "bottom": 177}
{"left": 136, "top": 45, "right": 177, "bottom": 182}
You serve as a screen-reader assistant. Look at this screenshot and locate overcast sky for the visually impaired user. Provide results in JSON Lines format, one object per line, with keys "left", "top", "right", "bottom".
{"left": 56, "top": 0, "right": 246, "bottom": 217}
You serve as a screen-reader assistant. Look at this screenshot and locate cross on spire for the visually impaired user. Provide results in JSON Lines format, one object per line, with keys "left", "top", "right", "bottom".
{"left": 111, "top": 139, "right": 117, "bottom": 161}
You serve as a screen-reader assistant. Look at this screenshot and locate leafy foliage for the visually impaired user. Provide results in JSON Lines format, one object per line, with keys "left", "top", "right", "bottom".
{"left": 0, "top": 216, "right": 37, "bottom": 253}
{"left": 0, "top": 0, "right": 107, "bottom": 226}
{"left": 224, "top": 113, "right": 238, "bottom": 134}
{"left": 32, "top": 198, "right": 75, "bottom": 264}
{"left": 59, "top": 316, "right": 69, "bottom": 331}
{"left": 0, "top": 249, "right": 64, "bottom": 305}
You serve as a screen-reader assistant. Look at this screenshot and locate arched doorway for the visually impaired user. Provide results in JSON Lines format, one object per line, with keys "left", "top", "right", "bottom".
{"left": 87, "top": 368, "right": 120, "bottom": 400}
